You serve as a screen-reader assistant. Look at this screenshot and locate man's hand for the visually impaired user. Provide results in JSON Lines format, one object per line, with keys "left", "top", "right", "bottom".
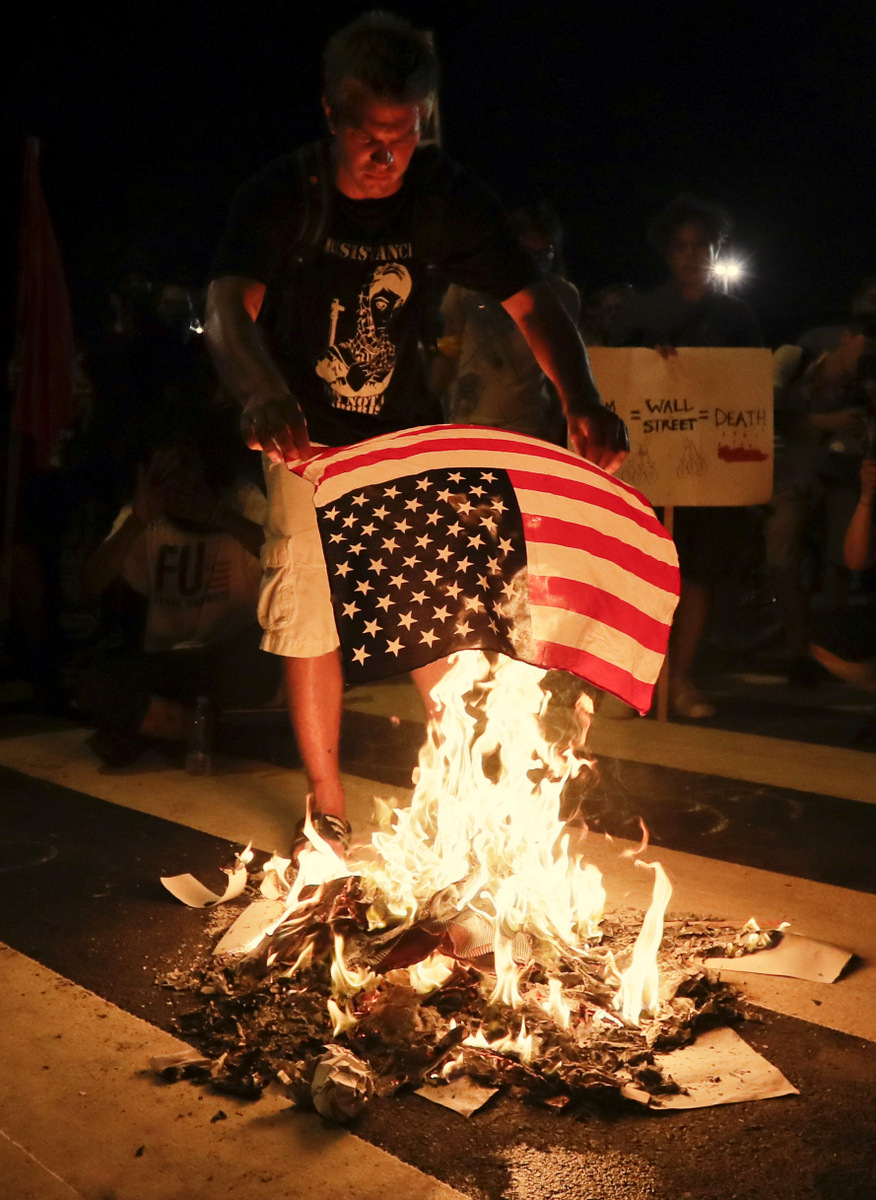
{"left": 567, "top": 405, "right": 630, "bottom": 474}
{"left": 241, "top": 395, "right": 314, "bottom": 466}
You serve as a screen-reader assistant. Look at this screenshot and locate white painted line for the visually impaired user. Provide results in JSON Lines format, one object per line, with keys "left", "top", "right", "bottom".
{"left": 0, "top": 944, "right": 468, "bottom": 1200}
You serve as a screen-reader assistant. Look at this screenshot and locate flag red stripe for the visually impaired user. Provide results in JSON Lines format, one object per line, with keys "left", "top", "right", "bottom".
{"left": 530, "top": 640, "right": 656, "bottom": 712}
{"left": 526, "top": 573, "right": 672, "bottom": 653}
{"left": 521, "top": 510, "right": 679, "bottom": 593}
{"left": 507, "top": 467, "right": 669, "bottom": 541}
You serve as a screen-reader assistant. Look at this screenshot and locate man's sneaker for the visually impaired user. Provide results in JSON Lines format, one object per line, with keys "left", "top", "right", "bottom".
{"left": 290, "top": 810, "right": 352, "bottom": 867}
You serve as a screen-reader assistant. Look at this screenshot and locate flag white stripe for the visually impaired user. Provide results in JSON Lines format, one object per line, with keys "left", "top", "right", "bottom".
{"left": 303, "top": 427, "right": 652, "bottom": 511}
{"left": 528, "top": 604, "right": 668, "bottom": 681}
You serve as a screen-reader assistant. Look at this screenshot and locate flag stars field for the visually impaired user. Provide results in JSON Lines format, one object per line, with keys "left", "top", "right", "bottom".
{"left": 315, "top": 464, "right": 532, "bottom": 681}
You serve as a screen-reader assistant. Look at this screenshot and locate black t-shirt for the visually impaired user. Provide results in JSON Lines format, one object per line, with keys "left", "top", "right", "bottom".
{"left": 211, "top": 143, "right": 539, "bottom": 445}
{"left": 610, "top": 282, "right": 762, "bottom": 349}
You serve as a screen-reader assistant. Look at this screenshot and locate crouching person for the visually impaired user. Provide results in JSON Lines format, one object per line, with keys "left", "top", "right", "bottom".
{"left": 74, "top": 420, "right": 281, "bottom": 768}
{"left": 811, "top": 454, "right": 876, "bottom": 744}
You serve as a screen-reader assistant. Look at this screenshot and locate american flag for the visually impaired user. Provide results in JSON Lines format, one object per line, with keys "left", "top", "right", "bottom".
{"left": 296, "top": 425, "right": 679, "bottom": 713}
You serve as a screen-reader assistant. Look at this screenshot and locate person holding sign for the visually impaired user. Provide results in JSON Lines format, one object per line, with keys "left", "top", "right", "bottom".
{"left": 611, "top": 194, "right": 762, "bottom": 719}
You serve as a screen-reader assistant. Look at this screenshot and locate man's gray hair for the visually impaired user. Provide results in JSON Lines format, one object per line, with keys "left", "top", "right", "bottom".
{"left": 323, "top": 10, "right": 439, "bottom": 120}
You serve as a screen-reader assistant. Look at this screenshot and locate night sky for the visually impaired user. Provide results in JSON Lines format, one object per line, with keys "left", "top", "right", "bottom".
{"left": 5, "top": 0, "right": 876, "bottom": 348}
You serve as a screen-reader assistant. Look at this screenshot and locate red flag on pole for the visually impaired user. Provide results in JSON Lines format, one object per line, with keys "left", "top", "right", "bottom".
{"left": 9, "top": 137, "right": 76, "bottom": 468}
{"left": 1, "top": 138, "right": 77, "bottom": 630}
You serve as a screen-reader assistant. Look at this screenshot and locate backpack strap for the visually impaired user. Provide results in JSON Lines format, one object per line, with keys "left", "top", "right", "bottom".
{"left": 292, "top": 140, "right": 334, "bottom": 260}
{"left": 407, "top": 147, "right": 462, "bottom": 353}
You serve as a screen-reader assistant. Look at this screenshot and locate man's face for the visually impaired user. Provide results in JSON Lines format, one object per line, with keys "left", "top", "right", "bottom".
{"left": 666, "top": 222, "right": 717, "bottom": 292}
{"left": 326, "top": 88, "right": 422, "bottom": 200}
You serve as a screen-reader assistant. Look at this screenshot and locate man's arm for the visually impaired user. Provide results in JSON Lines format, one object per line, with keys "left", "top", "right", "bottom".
{"left": 502, "top": 280, "right": 628, "bottom": 472}
{"left": 844, "top": 459, "right": 876, "bottom": 571}
{"left": 204, "top": 276, "right": 312, "bottom": 463}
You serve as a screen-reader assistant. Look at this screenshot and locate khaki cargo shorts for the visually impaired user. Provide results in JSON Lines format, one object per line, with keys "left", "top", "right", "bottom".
{"left": 257, "top": 456, "right": 340, "bottom": 658}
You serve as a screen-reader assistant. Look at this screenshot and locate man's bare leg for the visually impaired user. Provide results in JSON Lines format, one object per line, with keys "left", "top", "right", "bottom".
{"left": 668, "top": 579, "right": 715, "bottom": 717}
{"left": 284, "top": 650, "right": 346, "bottom": 820}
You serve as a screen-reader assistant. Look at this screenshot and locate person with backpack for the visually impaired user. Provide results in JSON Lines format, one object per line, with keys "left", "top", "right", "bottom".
{"left": 204, "top": 11, "right": 627, "bottom": 864}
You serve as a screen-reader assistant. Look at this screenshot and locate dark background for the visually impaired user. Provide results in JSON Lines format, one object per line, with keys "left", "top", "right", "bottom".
{"left": 4, "top": 0, "right": 876, "bottom": 350}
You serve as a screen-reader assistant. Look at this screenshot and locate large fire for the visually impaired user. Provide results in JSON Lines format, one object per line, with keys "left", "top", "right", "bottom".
{"left": 167, "top": 651, "right": 743, "bottom": 1113}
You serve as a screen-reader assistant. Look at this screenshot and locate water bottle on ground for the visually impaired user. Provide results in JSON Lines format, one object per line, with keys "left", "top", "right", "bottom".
{"left": 186, "top": 696, "right": 214, "bottom": 775}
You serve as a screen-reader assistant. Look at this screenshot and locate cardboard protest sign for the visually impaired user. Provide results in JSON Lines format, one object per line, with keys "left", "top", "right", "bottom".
{"left": 587, "top": 347, "right": 774, "bottom": 507}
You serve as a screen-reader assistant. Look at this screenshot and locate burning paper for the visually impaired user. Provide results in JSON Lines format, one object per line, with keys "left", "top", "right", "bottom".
{"left": 702, "top": 931, "right": 852, "bottom": 984}
{"left": 415, "top": 1077, "right": 499, "bottom": 1117}
{"left": 148, "top": 1048, "right": 213, "bottom": 1080}
{"left": 214, "top": 898, "right": 287, "bottom": 956}
{"left": 641, "top": 1026, "right": 799, "bottom": 1109}
{"left": 161, "top": 843, "right": 253, "bottom": 908}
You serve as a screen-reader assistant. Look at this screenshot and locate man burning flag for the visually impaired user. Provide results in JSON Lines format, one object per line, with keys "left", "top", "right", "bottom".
{"left": 167, "top": 438, "right": 692, "bottom": 1110}
{"left": 296, "top": 423, "right": 679, "bottom": 714}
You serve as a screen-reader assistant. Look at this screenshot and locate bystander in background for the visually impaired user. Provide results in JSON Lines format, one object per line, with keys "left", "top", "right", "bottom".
{"left": 432, "top": 202, "right": 579, "bottom": 444}
{"left": 73, "top": 405, "right": 279, "bottom": 768}
{"left": 611, "top": 194, "right": 762, "bottom": 719}
{"left": 811, "top": 453, "right": 876, "bottom": 745}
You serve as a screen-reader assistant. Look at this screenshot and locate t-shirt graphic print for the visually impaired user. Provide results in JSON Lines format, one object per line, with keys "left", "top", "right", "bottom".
{"left": 315, "top": 261, "right": 412, "bottom": 415}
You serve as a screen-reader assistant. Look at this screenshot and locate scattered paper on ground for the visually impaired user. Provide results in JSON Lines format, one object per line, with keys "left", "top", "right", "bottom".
{"left": 703, "top": 932, "right": 852, "bottom": 983}
{"left": 148, "top": 1048, "right": 212, "bottom": 1076}
{"left": 160, "top": 864, "right": 249, "bottom": 908}
{"left": 161, "top": 844, "right": 253, "bottom": 907}
{"left": 646, "top": 1026, "right": 799, "bottom": 1109}
{"left": 214, "top": 898, "right": 287, "bottom": 955}
{"left": 415, "top": 1078, "right": 499, "bottom": 1117}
